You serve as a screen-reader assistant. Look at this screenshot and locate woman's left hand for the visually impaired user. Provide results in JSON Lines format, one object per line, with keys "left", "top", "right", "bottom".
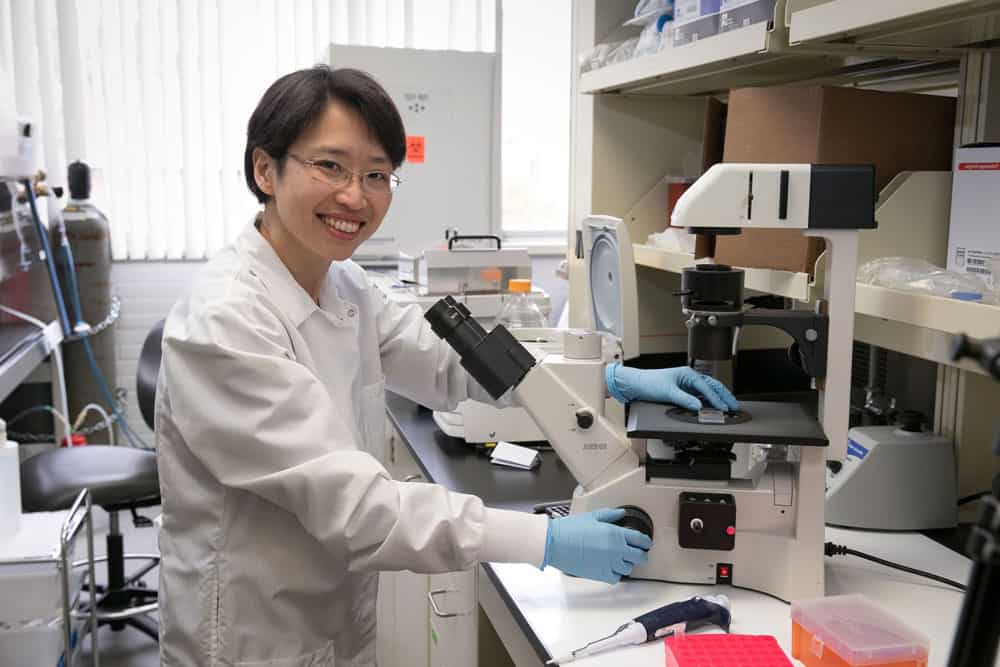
{"left": 605, "top": 363, "right": 740, "bottom": 412}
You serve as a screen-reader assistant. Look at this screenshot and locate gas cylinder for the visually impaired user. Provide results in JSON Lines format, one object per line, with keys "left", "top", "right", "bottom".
{"left": 57, "top": 161, "right": 118, "bottom": 442}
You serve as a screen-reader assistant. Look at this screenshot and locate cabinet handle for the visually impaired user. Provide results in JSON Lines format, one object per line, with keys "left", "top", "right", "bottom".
{"left": 427, "top": 589, "right": 466, "bottom": 618}
{"left": 403, "top": 474, "right": 425, "bottom": 482}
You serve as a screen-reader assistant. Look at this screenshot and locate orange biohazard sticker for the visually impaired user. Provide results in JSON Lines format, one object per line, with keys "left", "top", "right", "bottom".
{"left": 406, "top": 136, "right": 425, "bottom": 163}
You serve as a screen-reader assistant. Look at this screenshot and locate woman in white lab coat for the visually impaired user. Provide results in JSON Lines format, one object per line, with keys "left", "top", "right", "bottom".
{"left": 155, "top": 66, "right": 737, "bottom": 667}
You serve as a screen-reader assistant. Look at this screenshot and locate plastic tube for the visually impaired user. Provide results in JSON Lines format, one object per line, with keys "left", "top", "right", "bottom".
{"left": 72, "top": 403, "right": 115, "bottom": 446}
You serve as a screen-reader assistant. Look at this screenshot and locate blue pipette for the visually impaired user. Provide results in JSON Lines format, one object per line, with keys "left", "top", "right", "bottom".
{"left": 546, "top": 594, "right": 731, "bottom": 664}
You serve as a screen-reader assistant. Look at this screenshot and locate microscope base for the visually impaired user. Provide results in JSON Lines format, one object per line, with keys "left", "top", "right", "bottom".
{"left": 570, "top": 455, "right": 826, "bottom": 603}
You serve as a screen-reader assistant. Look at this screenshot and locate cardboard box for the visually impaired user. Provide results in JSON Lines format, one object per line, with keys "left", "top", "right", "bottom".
{"left": 715, "top": 86, "right": 956, "bottom": 274}
{"left": 947, "top": 144, "right": 1000, "bottom": 289}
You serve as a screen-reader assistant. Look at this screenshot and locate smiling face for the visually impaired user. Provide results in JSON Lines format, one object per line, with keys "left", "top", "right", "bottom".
{"left": 252, "top": 100, "right": 395, "bottom": 272}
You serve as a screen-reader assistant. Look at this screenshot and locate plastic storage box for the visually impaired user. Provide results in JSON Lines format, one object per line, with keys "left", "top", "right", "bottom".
{"left": 720, "top": 0, "right": 777, "bottom": 32}
{"left": 791, "top": 595, "right": 930, "bottom": 667}
{"left": 0, "top": 511, "right": 83, "bottom": 624}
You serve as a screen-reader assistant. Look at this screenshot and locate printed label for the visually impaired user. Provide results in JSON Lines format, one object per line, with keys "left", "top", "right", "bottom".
{"left": 958, "top": 162, "right": 1000, "bottom": 171}
{"left": 959, "top": 249, "right": 999, "bottom": 288}
{"left": 847, "top": 438, "right": 869, "bottom": 461}
{"left": 406, "top": 135, "right": 425, "bottom": 163}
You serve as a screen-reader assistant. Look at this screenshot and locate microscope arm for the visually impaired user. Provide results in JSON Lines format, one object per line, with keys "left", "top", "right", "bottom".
{"left": 742, "top": 308, "right": 829, "bottom": 379}
{"left": 423, "top": 296, "right": 638, "bottom": 494}
{"left": 511, "top": 355, "right": 639, "bottom": 492}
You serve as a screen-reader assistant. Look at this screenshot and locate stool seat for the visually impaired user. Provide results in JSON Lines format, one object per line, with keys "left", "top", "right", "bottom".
{"left": 21, "top": 446, "right": 160, "bottom": 513}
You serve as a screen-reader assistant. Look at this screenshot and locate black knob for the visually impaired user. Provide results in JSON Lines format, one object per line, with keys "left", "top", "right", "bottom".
{"left": 950, "top": 333, "right": 974, "bottom": 363}
{"left": 614, "top": 506, "right": 654, "bottom": 541}
{"left": 826, "top": 460, "right": 843, "bottom": 474}
{"left": 575, "top": 409, "right": 594, "bottom": 430}
{"left": 898, "top": 410, "right": 924, "bottom": 433}
{"left": 68, "top": 161, "right": 91, "bottom": 200}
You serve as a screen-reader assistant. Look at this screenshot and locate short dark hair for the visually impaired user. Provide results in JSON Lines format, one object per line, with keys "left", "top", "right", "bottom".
{"left": 244, "top": 66, "right": 406, "bottom": 204}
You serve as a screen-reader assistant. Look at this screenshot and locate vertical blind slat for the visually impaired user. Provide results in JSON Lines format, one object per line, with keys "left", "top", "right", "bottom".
{"left": 140, "top": 0, "right": 165, "bottom": 259}
{"left": 178, "top": 0, "right": 204, "bottom": 259}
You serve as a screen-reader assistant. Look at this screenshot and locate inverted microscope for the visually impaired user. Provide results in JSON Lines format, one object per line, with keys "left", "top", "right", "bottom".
{"left": 426, "top": 163, "right": 876, "bottom": 602}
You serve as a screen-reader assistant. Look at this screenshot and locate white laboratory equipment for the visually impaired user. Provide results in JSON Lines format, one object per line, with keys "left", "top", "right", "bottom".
{"left": 426, "top": 163, "right": 874, "bottom": 602}
{"left": 367, "top": 232, "right": 554, "bottom": 444}
{"left": 0, "top": 491, "right": 99, "bottom": 667}
{"left": 328, "top": 45, "right": 498, "bottom": 262}
{"left": 433, "top": 216, "right": 640, "bottom": 444}
{"left": 826, "top": 416, "right": 958, "bottom": 531}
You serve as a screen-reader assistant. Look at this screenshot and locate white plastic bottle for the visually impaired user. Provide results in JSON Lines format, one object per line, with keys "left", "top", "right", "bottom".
{"left": 497, "top": 279, "right": 547, "bottom": 329}
{"left": 0, "top": 417, "right": 22, "bottom": 539}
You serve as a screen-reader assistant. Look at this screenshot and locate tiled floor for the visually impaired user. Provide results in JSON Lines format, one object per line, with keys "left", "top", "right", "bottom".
{"left": 75, "top": 506, "right": 161, "bottom": 667}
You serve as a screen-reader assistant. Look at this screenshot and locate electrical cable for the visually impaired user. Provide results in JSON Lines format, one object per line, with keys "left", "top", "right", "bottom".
{"left": 6, "top": 404, "right": 74, "bottom": 443}
{"left": 959, "top": 491, "right": 992, "bottom": 506}
{"left": 0, "top": 300, "right": 74, "bottom": 444}
{"left": 825, "top": 541, "right": 967, "bottom": 591}
{"left": 0, "top": 302, "right": 47, "bottom": 329}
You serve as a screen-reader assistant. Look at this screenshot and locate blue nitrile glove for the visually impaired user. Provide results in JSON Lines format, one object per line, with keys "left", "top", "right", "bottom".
{"left": 540, "top": 508, "right": 653, "bottom": 584}
{"left": 605, "top": 363, "right": 739, "bottom": 412}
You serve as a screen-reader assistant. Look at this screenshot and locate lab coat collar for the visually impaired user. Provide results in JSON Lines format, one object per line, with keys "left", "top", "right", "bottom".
{"left": 236, "top": 220, "right": 346, "bottom": 328}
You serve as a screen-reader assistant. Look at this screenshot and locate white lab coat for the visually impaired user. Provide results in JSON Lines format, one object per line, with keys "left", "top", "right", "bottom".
{"left": 156, "top": 222, "right": 549, "bottom": 667}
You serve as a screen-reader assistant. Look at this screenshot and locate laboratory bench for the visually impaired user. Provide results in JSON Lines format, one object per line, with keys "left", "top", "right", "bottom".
{"left": 383, "top": 391, "right": 989, "bottom": 667}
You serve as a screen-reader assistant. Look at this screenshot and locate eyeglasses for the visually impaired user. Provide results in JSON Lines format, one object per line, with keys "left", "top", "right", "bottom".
{"left": 286, "top": 154, "right": 401, "bottom": 195}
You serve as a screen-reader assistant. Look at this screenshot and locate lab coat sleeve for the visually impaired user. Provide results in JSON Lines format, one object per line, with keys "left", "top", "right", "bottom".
{"left": 371, "top": 283, "right": 512, "bottom": 410}
{"left": 162, "top": 297, "right": 545, "bottom": 573}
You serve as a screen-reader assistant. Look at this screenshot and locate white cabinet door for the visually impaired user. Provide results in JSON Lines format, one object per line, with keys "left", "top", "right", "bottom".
{"left": 428, "top": 569, "right": 478, "bottom": 667}
{"left": 378, "top": 420, "right": 431, "bottom": 667}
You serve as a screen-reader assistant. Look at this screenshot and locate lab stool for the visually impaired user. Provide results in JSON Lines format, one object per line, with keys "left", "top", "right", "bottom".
{"left": 20, "top": 445, "right": 161, "bottom": 641}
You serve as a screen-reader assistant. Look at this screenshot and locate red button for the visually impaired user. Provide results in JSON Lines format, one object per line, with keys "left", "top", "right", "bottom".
{"left": 726, "top": 526, "right": 735, "bottom": 536}
{"left": 719, "top": 567, "right": 729, "bottom": 577}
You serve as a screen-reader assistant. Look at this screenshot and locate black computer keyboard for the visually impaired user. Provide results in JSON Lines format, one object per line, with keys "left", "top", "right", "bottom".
{"left": 532, "top": 500, "right": 571, "bottom": 519}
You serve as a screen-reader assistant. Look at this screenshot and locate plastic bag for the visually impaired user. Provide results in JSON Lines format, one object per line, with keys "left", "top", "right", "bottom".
{"left": 857, "top": 257, "right": 994, "bottom": 303}
{"left": 578, "top": 42, "right": 621, "bottom": 73}
{"left": 648, "top": 228, "right": 696, "bottom": 255}
{"left": 606, "top": 37, "right": 639, "bottom": 66}
{"left": 636, "top": 15, "right": 674, "bottom": 57}
{"left": 633, "top": 0, "right": 674, "bottom": 21}
{"left": 635, "top": 21, "right": 662, "bottom": 56}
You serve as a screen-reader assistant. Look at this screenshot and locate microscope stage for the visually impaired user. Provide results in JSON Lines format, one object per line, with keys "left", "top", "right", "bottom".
{"left": 626, "top": 400, "right": 828, "bottom": 447}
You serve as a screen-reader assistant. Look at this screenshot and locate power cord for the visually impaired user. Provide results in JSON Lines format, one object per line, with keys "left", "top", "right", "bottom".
{"left": 958, "top": 491, "right": 992, "bottom": 506}
{"left": 825, "top": 541, "right": 967, "bottom": 592}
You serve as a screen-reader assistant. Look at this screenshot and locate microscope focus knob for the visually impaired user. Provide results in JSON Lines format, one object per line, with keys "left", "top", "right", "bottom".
{"left": 574, "top": 409, "right": 594, "bottom": 429}
{"left": 615, "top": 506, "right": 654, "bottom": 541}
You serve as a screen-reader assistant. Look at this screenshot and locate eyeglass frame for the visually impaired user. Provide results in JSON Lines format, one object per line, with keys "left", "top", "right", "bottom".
{"left": 285, "top": 153, "right": 402, "bottom": 195}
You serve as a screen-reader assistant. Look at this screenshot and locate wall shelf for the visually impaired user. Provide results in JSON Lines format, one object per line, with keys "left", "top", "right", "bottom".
{"left": 0, "top": 321, "right": 62, "bottom": 405}
{"left": 634, "top": 244, "right": 1000, "bottom": 355}
{"left": 579, "top": 12, "right": 841, "bottom": 97}
{"left": 578, "top": 0, "right": 999, "bottom": 98}
{"left": 855, "top": 284, "right": 1000, "bottom": 339}
{"left": 633, "top": 243, "right": 814, "bottom": 302}
{"left": 787, "top": 0, "right": 1000, "bottom": 50}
